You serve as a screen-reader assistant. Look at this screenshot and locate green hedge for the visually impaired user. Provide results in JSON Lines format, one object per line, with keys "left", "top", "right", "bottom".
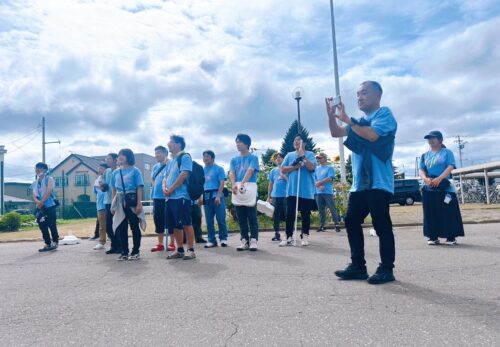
{"left": 0, "top": 212, "right": 22, "bottom": 232}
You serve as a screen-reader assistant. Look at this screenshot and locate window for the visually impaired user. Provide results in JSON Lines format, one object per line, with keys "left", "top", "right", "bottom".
{"left": 75, "top": 174, "right": 90, "bottom": 187}
{"left": 54, "top": 177, "right": 68, "bottom": 187}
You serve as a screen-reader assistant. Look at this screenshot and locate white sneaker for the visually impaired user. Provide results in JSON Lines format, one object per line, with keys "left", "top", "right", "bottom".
{"left": 279, "top": 237, "right": 293, "bottom": 247}
{"left": 301, "top": 234, "right": 309, "bottom": 246}
{"left": 427, "top": 239, "right": 440, "bottom": 245}
{"left": 445, "top": 240, "right": 457, "bottom": 245}
{"left": 220, "top": 240, "right": 228, "bottom": 247}
{"left": 236, "top": 239, "right": 249, "bottom": 251}
{"left": 94, "top": 244, "right": 105, "bottom": 250}
{"left": 249, "top": 238, "right": 258, "bottom": 251}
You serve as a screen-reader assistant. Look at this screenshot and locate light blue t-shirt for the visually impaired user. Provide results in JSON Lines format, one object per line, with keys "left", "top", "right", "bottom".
{"left": 204, "top": 164, "right": 226, "bottom": 191}
{"left": 419, "top": 148, "right": 456, "bottom": 193}
{"left": 268, "top": 167, "right": 287, "bottom": 198}
{"left": 94, "top": 185, "right": 106, "bottom": 211}
{"left": 103, "top": 168, "right": 113, "bottom": 205}
{"left": 151, "top": 162, "right": 167, "bottom": 200}
{"left": 31, "top": 176, "right": 56, "bottom": 209}
{"left": 164, "top": 153, "right": 192, "bottom": 200}
{"left": 315, "top": 165, "right": 335, "bottom": 195}
{"left": 230, "top": 154, "right": 260, "bottom": 183}
{"left": 349, "top": 106, "right": 397, "bottom": 194}
{"left": 111, "top": 167, "right": 144, "bottom": 194}
{"left": 283, "top": 151, "right": 317, "bottom": 199}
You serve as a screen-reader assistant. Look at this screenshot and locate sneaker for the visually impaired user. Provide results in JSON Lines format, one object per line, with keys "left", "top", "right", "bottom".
{"left": 129, "top": 252, "right": 140, "bottom": 260}
{"left": 271, "top": 234, "right": 281, "bottom": 241}
{"left": 301, "top": 234, "right": 309, "bottom": 246}
{"left": 117, "top": 254, "right": 129, "bottom": 261}
{"left": 183, "top": 250, "right": 196, "bottom": 260}
{"left": 335, "top": 224, "right": 341, "bottom": 232}
{"left": 167, "top": 244, "right": 176, "bottom": 252}
{"left": 236, "top": 239, "right": 249, "bottom": 251}
{"left": 367, "top": 265, "right": 395, "bottom": 285}
{"left": 427, "top": 239, "right": 440, "bottom": 245}
{"left": 249, "top": 238, "right": 258, "bottom": 251}
{"left": 89, "top": 236, "right": 99, "bottom": 241}
{"left": 38, "top": 244, "right": 52, "bottom": 252}
{"left": 334, "top": 263, "right": 369, "bottom": 280}
{"left": 445, "top": 239, "right": 458, "bottom": 245}
{"left": 167, "top": 251, "right": 184, "bottom": 259}
{"left": 51, "top": 242, "right": 58, "bottom": 250}
{"left": 151, "top": 244, "right": 165, "bottom": 252}
{"left": 316, "top": 226, "right": 326, "bottom": 232}
{"left": 204, "top": 242, "right": 218, "bottom": 248}
{"left": 94, "top": 244, "right": 105, "bottom": 250}
{"left": 220, "top": 240, "right": 228, "bottom": 247}
{"left": 279, "top": 237, "right": 293, "bottom": 247}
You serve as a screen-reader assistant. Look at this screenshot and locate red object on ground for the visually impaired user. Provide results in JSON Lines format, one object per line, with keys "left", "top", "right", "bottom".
{"left": 150, "top": 244, "right": 165, "bottom": 252}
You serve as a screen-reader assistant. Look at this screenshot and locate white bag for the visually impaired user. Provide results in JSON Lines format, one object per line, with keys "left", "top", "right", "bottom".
{"left": 231, "top": 182, "right": 257, "bottom": 207}
{"left": 257, "top": 200, "right": 275, "bottom": 218}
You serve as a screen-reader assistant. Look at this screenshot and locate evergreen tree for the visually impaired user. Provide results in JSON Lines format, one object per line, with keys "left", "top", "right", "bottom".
{"left": 261, "top": 148, "right": 277, "bottom": 170}
{"left": 280, "top": 120, "right": 316, "bottom": 155}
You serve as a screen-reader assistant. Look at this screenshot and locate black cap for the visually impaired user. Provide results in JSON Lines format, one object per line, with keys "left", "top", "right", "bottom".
{"left": 424, "top": 130, "right": 443, "bottom": 140}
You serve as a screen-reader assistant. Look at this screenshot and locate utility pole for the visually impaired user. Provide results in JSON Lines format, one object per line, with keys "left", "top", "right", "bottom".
{"left": 0, "top": 145, "right": 6, "bottom": 215}
{"left": 455, "top": 135, "right": 467, "bottom": 168}
{"left": 415, "top": 156, "right": 420, "bottom": 177}
{"left": 42, "top": 116, "right": 61, "bottom": 163}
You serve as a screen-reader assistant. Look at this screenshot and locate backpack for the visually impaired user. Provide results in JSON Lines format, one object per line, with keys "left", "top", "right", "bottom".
{"left": 177, "top": 153, "right": 205, "bottom": 201}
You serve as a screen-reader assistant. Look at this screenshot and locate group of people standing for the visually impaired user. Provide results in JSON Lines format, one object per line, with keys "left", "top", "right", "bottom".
{"left": 32, "top": 80, "right": 464, "bottom": 285}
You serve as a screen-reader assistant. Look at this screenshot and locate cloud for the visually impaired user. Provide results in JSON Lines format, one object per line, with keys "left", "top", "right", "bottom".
{"left": 1, "top": 0, "right": 499, "bottom": 181}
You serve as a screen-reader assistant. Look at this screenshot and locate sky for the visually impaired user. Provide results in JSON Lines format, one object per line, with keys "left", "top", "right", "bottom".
{"left": 1, "top": 0, "right": 500, "bottom": 182}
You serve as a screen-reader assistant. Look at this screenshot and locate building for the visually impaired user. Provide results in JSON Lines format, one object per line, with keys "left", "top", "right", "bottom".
{"left": 49, "top": 153, "right": 155, "bottom": 205}
{"left": 5, "top": 182, "right": 32, "bottom": 201}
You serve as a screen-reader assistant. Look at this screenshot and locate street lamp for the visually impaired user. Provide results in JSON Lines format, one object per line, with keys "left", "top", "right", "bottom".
{"left": 0, "top": 145, "right": 7, "bottom": 215}
{"left": 292, "top": 87, "right": 304, "bottom": 135}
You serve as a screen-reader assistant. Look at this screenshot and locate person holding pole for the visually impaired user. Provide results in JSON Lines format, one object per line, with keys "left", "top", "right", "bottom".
{"left": 326, "top": 81, "right": 397, "bottom": 285}
{"left": 279, "top": 134, "right": 316, "bottom": 247}
{"left": 104, "top": 153, "right": 121, "bottom": 254}
{"left": 267, "top": 153, "right": 287, "bottom": 241}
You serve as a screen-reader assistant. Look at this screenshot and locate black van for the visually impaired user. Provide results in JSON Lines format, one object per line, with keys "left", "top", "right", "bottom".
{"left": 391, "top": 179, "right": 422, "bottom": 206}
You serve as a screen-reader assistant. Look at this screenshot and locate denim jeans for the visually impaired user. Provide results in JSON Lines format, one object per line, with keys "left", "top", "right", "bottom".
{"left": 315, "top": 193, "right": 340, "bottom": 226}
{"left": 204, "top": 196, "right": 228, "bottom": 243}
{"left": 235, "top": 205, "right": 259, "bottom": 241}
{"left": 344, "top": 189, "right": 395, "bottom": 269}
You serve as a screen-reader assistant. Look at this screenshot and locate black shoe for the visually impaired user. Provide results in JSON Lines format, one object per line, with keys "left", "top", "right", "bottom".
{"left": 196, "top": 238, "right": 207, "bottom": 244}
{"left": 38, "top": 244, "right": 52, "bottom": 252}
{"left": 106, "top": 249, "right": 121, "bottom": 254}
{"left": 316, "top": 226, "right": 326, "bottom": 232}
{"left": 271, "top": 234, "right": 281, "bottom": 241}
{"left": 334, "top": 263, "right": 369, "bottom": 280}
{"left": 335, "top": 224, "right": 341, "bottom": 232}
{"left": 367, "top": 265, "right": 395, "bottom": 285}
{"left": 89, "top": 236, "right": 99, "bottom": 241}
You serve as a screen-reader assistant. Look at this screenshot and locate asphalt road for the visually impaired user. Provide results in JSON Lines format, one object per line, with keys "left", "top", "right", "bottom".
{"left": 1, "top": 223, "right": 499, "bottom": 346}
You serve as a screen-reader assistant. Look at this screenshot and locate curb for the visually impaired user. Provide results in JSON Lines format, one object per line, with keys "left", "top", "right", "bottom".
{"left": 1, "top": 220, "right": 500, "bottom": 244}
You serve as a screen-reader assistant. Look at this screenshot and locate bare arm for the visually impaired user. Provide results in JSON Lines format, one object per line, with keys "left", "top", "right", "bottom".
{"left": 135, "top": 186, "right": 143, "bottom": 214}
{"left": 241, "top": 168, "right": 255, "bottom": 185}
{"left": 39, "top": 179, "right": 54, "bottom": 206}
{"left": 267, "top": 182, "right": 273, "bottom": 202}
{"left": 326, "top": 98, "right": 348, "bottom": 138}
{"left": 327, "top": 99, "right": 379, "bottom": 142}
{"left": 168, "top": 171, "right": 189, "bottom": 193}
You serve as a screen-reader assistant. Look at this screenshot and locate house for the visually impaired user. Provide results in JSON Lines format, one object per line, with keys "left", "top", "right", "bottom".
{"left": 49, "top": 153, "right": 156, "bottom": 205}
{"left": 5, "top": 182, "right": 33, "bottom": 201}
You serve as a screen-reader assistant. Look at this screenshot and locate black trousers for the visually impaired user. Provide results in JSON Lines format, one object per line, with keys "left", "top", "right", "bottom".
{"left": 105, "top": 204, "right": 121, "bottom": 251}
{"left": 153, "top": 199, "right": 166, "bottom": 234}
{"left": 344, "top": 189, "right": 395, "bottom": 269}
{"left": 38, "top": 206, "right": 59, "bottom": 245}
{"left": 94, "top": 219, "right": 99, "bottom": 238}
{"left": 285, "top": 197, "right": 314, "bottom": 238}
{"left": 191, "top": 203, "right": 203, "bottom": 240}
{"left": 271, "top": 197, "right": 287, "bottom": 233}
{"left": 116, "top": 207, "right": 141, "bottom": 255}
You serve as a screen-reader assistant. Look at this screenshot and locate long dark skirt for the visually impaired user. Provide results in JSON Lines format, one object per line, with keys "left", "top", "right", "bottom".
{"left": 422, "top": 190, "right": 464, "bottom": 240}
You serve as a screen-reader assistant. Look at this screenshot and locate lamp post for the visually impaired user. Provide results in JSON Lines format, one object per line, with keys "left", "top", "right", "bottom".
{"left": 292, "top": 87, "right": 304, "bottom": 134}
{"left": 0, "top": 145, "right": 6, "bottom": 215}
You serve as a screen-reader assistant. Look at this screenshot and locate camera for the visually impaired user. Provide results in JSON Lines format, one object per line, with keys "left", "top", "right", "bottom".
{"left": 328, "top": 95, "right": 341, "bottom": 108}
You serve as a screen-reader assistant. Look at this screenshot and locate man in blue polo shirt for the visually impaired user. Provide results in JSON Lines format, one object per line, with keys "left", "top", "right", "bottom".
{"left": 314, "top": 152, "right": 341, "bottom": 233}
{"left": 163, "top": 135, "right": 196, "bottom": 260}
{"left": 200, "top": 150, "right": 228, "bottom": 248}
{"left": 150, "top": 145, "right": 169, "bottom": 253}
{"left": 326, "top": 81, "right": 397, "bottom": 284}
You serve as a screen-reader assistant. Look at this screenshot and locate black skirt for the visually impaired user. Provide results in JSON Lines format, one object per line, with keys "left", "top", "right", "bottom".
{"left": 422, "top": 190, "right": 464, "bottom": 240}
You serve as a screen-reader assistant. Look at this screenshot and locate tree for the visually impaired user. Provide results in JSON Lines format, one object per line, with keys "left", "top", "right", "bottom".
{"left": 261, "top": 148, "right": 277, "bottom": 170}
{"left": 280, "top": 120, "right": 317, "bottom": 155}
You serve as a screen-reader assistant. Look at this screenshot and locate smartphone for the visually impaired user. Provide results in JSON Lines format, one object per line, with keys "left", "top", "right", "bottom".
{"left": 329, "top": 95, "right": 341, "bottom": 108}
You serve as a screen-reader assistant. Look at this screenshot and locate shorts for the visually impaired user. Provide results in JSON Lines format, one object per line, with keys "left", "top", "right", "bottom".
{"left": 165, "top": 198, "right": 192, "bottom": 231}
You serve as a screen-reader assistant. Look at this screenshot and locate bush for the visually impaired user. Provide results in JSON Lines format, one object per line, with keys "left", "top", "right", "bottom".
{"left": 0, "top": 212, "right": 22, "bottom": 232}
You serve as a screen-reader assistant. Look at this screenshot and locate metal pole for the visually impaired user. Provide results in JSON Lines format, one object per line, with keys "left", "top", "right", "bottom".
{"left": 62, "top": 170, "right": 65, "bottom": 219}
{"left": 0, "top": 146, "right": 5, "bottom": 215}
{"left": 329, "top": 0, "right": 346, "bottom": 185}
{"left": 484, "top": 170, "right": 490, "bottom": 205}
{"left": 42, "top": 116, "right": 46, "bottom": 163}
{"left": 293, "top": 96, "right": 302, "bottom": 246}
{"left": 459, "top": 174, "right": 465, "bottom": 204}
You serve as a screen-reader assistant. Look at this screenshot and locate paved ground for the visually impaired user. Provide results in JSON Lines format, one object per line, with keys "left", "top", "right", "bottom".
{"left": 0, "top": 224, "right": 499, "bottom": 346}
